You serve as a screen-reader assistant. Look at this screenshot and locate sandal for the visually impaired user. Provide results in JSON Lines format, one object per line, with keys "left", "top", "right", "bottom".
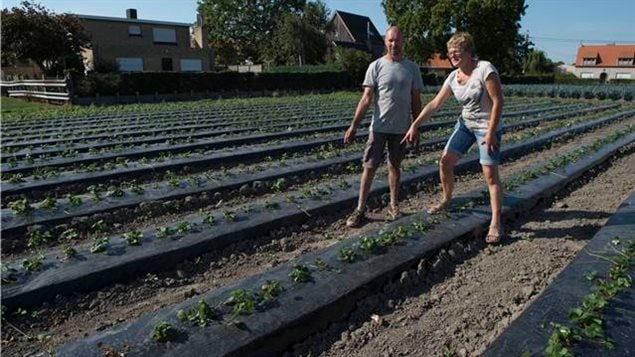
{"left": 427, "top": 200, "right": 450, "bottom": 214}
{"left": 485, "top": 225, "right": 504, "bottom": 244}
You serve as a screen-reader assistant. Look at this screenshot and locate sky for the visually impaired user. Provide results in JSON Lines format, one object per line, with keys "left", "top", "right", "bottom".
{"left": 2, "top": 0, "right": 634, "bottom": 64}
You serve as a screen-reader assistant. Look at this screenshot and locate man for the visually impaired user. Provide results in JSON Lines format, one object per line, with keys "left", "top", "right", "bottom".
{"left": 344, "top": 26, "right": 423, "bottom": 228}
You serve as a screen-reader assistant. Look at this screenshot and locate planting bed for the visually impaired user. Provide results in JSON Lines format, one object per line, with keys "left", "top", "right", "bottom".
{"left": 1, "top": 92, "right": 634, "bottom": 357}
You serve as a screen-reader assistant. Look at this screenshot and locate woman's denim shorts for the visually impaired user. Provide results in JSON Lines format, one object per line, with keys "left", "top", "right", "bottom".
{"left": 444, "top": 119, "right": 502, "bottom": 165}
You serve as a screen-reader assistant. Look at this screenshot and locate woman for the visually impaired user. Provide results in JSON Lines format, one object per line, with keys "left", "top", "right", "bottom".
{"left": 402, "top": 32, "right": 504, "bottom": 244}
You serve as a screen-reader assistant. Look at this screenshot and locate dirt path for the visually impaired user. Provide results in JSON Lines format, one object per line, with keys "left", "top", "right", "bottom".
{"left": 2, "top": 117, "right": 633, "bottom": 356}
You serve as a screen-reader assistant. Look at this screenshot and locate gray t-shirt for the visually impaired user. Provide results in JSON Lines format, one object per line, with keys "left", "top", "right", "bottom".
{"left": 443, "top": 60, "right": 500, "bottom": 131}
{"left": 363, "top": 57, "right": 424, "bottom": 134}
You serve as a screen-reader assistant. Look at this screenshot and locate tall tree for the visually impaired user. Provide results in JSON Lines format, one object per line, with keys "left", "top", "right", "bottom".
{"left": 523, "top": 49, "right": 555, "bottom": 74}
{"left": 1, "top": 1, "right": 91, "bottom": 75}
{"left": 382, "top": 0, "right": 527, "bottom": 74}
{"left": 262, "top": 0, "right": 330, "bottom": 65}
{"left": 197, "top": 0, "right": 305, "bottom": 65}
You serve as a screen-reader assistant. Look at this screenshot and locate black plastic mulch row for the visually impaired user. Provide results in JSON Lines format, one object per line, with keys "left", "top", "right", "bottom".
{"left": 0, "top": 102, "right": 613, "bottom": 179}
{"left": 51, "top": 123, "right": 635, "bottom": 357}
{"left": 1, "top": 106, "right": 630, "bottom": 235}
{"left": 483, "top": 191, "right": 635, "bottom": 356}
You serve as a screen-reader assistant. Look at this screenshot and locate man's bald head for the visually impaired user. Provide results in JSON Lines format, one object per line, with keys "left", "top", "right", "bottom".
{"left": 384, "top": 26, "right": 404, "bottom": 60}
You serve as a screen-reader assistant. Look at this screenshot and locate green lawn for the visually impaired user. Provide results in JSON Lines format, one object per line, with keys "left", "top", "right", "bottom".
{"left": 1, "top": 96, "right": 57, "bottom": 118}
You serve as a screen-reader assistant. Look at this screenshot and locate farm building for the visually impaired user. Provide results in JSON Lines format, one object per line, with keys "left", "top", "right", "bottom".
{"left": 572, "top": 44, "right": 635, "bottom": 82}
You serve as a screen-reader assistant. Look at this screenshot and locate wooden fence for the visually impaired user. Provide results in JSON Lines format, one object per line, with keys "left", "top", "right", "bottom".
{"left": 0, "top": 78, "right": 71, "bottom": 102}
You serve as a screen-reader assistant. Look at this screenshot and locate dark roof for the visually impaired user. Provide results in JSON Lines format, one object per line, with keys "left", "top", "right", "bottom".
{"left": 334, "top": 10, "right": 383, "bottom": 45}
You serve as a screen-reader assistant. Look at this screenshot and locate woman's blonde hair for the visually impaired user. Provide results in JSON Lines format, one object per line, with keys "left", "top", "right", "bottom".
{"left": 447, "top": 32, "right": 474, "bottom": 54}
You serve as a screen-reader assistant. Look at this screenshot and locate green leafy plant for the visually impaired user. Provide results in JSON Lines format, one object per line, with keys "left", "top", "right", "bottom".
{"left": 338, "top": 247, "right": 356, "bottom": 263}
{"left": 176, "top": 221, "right": 192, "bottom": 234}
{"left": 22, "top": 253, "right": 45, "bottom": 273}
{"left": 223, "top": 210, "right": 236, "bottom": 222}
{"left": 177, "top": 300, "right": 219, "bottom": 327}
{"left": 289, "top": 264, "right": 312, "bottom": 283}
{"left": 272, "top": 178, "right": 288, "bottom": 193}
{"left": 28, "top": 229, "right": 52, "bottom": 248}
{"left": 123, "top": 230, "right": 143, "bottom": 246}
{"left": 90, "top": 237, "right": 110, "bottom": 253}
{"left": 202, "top": 214, "right": 215, "bottom": 226}
{"left": 150, "top": 321, "right": 178, "bottom": 342}
{"left": 264, "top": 200, "right": 280, "bottom": 209}
{"left": 67, "top": 194, "right": 83, "bottom": 208}
{"left": 358, "top": 236, "right": 381, "bottom": 254}
{"left": 63, "top": 246, "right": 77, "bottom": 260}
{"left": 224, "top": 288, "right": 256, "bottom": 316}
{"left": 155, "top": 226, "right": 175, "bottom": 238}
{"left": 8, "top": 197, "right": 33, "bottom": 216}
{"left": 60, "top": 228, "right": 79, "bottom": 241}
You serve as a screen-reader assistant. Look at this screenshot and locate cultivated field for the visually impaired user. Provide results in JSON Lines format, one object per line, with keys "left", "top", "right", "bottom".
{"left": 1, "top": 90, "right": 634, "bottom": 356}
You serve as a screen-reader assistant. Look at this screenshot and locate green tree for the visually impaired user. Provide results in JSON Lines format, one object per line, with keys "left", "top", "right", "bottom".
{"left": 1, "top": 1, "right": 91, "bottom": 75}
{"left": 382, "top": 0, "right": 528, "bottom": 74}
{"left": 262, "top": 0, "right": 330, "bottom": 65}
{"left": 523, "top": 49, "right": 555, "bottom": 74}
{"left": 197, "top": 0, "right": 304, "bottom": 65}
{"left": 336, "top": 48, "right": 373, "bottom": 85}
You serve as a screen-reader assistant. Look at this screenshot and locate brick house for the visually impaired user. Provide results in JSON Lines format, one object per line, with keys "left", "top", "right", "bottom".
{"left": 573, "top": 44, "right": 634, "bottom": 82}
{"left": 78, "top": 9, "right": 214, "bottom": 72}
{"left": 326, "top": 10, "right": 385, "bottom": 58}
{"left": 422, "top": 53, "right": 453, "bottom": 77}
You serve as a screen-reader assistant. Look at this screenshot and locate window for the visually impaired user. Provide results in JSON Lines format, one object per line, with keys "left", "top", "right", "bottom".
{"left": 615, "top": 73, "right": 632, "bottom": 79}
{"left": 617, "top": 57, "right": 633, "bottom": 66}
{"left": 580, "top": 72, "right": 594, "bottom": 79}
{"left": 153, "top": 28, "right": 177, "bottom": 44}
{"left": 582, "top": 57, "right": 596, "bottom": 65}
{"left": 116, "top": 57, "right": 143, "bottom": 72}
{"left": 129, "top": 25, "right": 142, "bottom": 37}
{"left": 180, "top": 59, "right": 203, "bottom": 72}
{"left": 162, "top": 57, "right": 173, "bottom": 71}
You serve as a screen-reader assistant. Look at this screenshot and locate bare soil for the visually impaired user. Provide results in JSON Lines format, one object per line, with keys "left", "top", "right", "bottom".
{"left": 2, "top": 117, "right": 633, "bottom": 356}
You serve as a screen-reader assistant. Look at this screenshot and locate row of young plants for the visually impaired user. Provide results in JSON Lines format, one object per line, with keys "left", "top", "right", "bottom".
{"left": 1, "top": 105, "right": 615, "bottom": 219}
{"left": 127, "top": 126, "right": 635, "bottom": 347}
{"left": 0, "top": 102, "right": 598, "bottom": 181}
{"left": 0, "top": 105, "right": 625, "bottom": 238}
{"left": 1, "top": 91, "right": 376, "bottom": 124}
{"left": 3, "top": 117, "right": 632, "bottom": 310}
{"left": 1, "top": 113, "right": 378, "bottom": 159}
{"left": 1, "top": 97, "right": 543, "bottom": 140}
{"left": 503, "top": 84, "right": 635, "bottom": 101}
{"left": 544, "top": 237, "right": 633, "bottom": 356}
{"left": 1, "top": 101, "right": 376, "bottom": 143}
{"left": 0, "top": 99, "right": 563, "bottom": 148}
{"left": 48, "top": 127, "right": 635, "bottom": 356}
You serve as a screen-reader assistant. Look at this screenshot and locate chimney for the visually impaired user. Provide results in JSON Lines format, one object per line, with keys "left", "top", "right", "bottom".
{"left": 126, "top": 9, "right": 137, "bottom": 19}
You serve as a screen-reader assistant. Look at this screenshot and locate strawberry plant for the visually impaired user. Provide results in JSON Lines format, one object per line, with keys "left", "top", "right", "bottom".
{"left": 107, "top": 186, "right": 125, "bottom": 198}
{"left": 202, "top": 214, "right": 215, "bottom": 226}
{"left": 123, "top": 230, "right": 143, "bottom": 246}
{"left": 28, "top": 229, "right": 52, "bottom": 248}
{"left": 176, "top": 221, "right": 192, "bottom": 234}
{"left": 8, "top": 197, "right": 33, "bottom": 216}
{"left": 176, "top": 300, "right": 219, "bottom": 327}
{"left": 289, "top": 264, "right": 312, "bottom": 283}
{"left": 90, "top": 237, "right": 110, "bottom": 253}
{"left": 223, "top": 210, "right": 236, "bottom": 222}
{"left": 87, "top": 185, "right": 102, "bottom": 202}
{"left": 150, "top": 321, "right": 178, "bottom": 342}
{"left": 129, "top": 181, "right": 145, "bottom": 195}
{"left": 260, "top": 280, "right": 284, "bottom": 299}
{"left": 359, "top": 236, "right": 381, "bottom": 254}
{"left": 63, "top": 246, "right": 77, "bottom": 260}
{"left": 155, "top": 226, "right": 175, "bottom": 238}
{"left": 264, "top": 200, "right": 280, "bottom": 209}
{"left": 338, "top": 247, "right": 356, "bottom": 263}
{"left": 67, "top": 194, "right": 83, "bottom": 208}
{"left": 22, "top": 253, "right": 45, "bottom": 273}
{"left": 272, "top": 178, "right": 288, "bottom": 193}
{"left": 60, "top": 228, "right": 79, "bottom": 241}
{"left": 224, "top": 288, "right": 256, "bottom": 316}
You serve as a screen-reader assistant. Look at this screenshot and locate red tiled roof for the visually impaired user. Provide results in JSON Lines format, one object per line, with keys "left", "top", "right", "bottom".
{"left": 423, "top": 53, "right": 453, "bottom": 69}
{"left": 575, "top": 44, "right": 635, "bottom": 67}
